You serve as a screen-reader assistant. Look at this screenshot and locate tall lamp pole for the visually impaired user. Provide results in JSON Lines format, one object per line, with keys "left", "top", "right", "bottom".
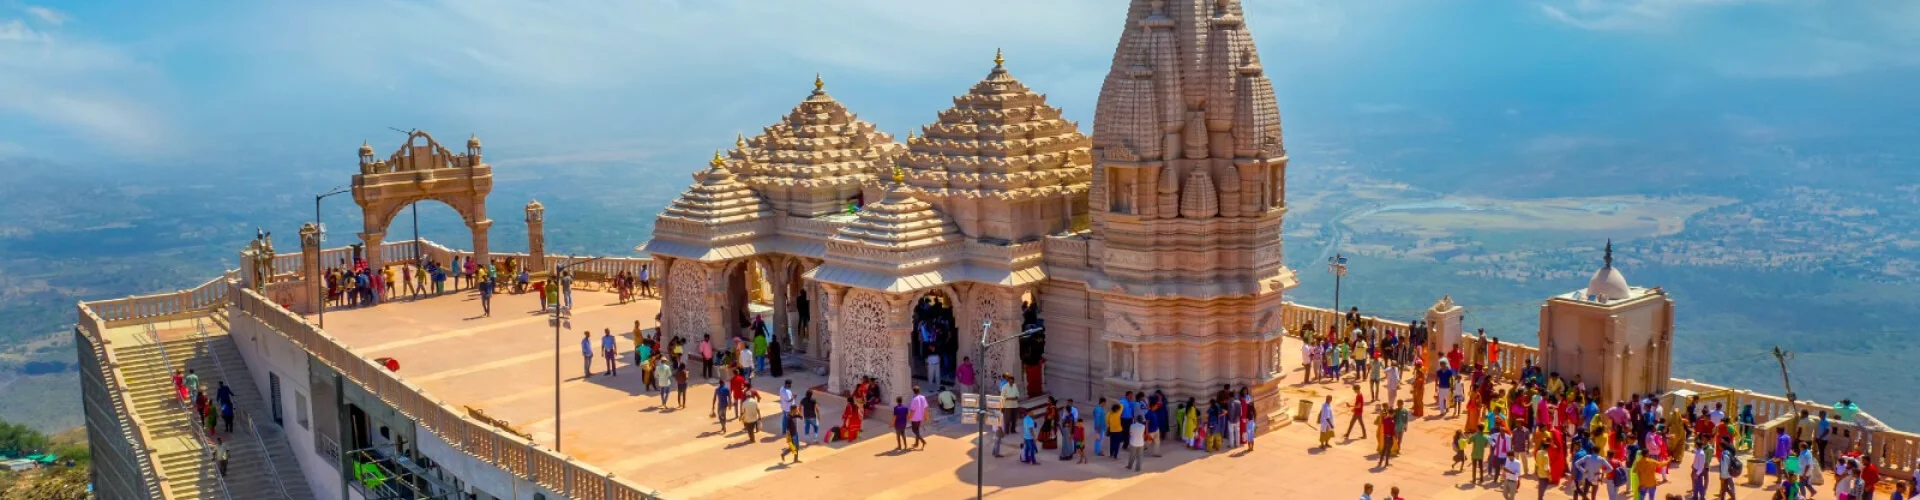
{"left": 970, "top": 320, "right": 1043, "bottom": 500}
{"left": 551, "top": 254, "right": 602, "bottom": 453}
{"left": 1327, "top": 254, "right": 1348, "bottom": 334}
{"left": 314, "top": 186, "right": 351, "bottom": 328}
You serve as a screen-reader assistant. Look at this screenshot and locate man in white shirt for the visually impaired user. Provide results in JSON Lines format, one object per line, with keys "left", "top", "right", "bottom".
{"left": 1692, "top": 445, "right": 1710, "bottom": 498}
{"left": 1384, "top": 363, "right": 1402, "bottom": 407}
{"left": 1502, "top": 454, "right": 1522, "bottom": 500}
{"left": 1126, "top": 417, "right": 1147, "bottom": 472}
{"left": 779, "top": 380, "right": 795, "bottom": 437}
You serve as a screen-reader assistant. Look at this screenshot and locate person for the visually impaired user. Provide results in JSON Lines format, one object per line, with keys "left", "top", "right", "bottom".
{"left": 184, "top": 369, "right": 200, "bottom": 404}
{"left": 1320, "top": 396, "right": 1338, "bottom": 448}
{"left": 580, "top": 332, "right": 594, "bottom": 377}
{"left": 1452, "top": 429, "right": 1468, "bottom": 471}
{"left": 699, "top": 335, "right": 715, "bottom": 379}
{"left": 1504, "top": 450, "right": 1524, "bottom": 500}
{"left": 927, "top": 351, "right": 942, "bottom": 387}
{"left": 1692, "top": 440, "right": 1711, "bottom": 499}
{"left": 655, "top": 355, "right": 673, "bottom": 407}
{"left": 215, "top": 381, "right": 235, "bottom": 429}
{"left": 740, "top": 393, "right": 763, "bottom": 444}
{"left": 1636, "top": 449, "right": 1669, "bottom": 500}
{"left": 768, "top": 335, "right": 785, "bottom": 378}
{"left": 779, "top": 380, "right": 796, "bottom": 436}
{"left": 1021, "top": 410, "right": 1040, "bottom": 465}
{"left": 601, "top": 330, "right": 618, "bottom": 376}
{"left": 938, "top": 386, "right": 957, "bottom": 414}
{"left": 172, "top": 369, "right": 187, "bottom": 402}
{"left": 560, "top": 270, "right": 574, "bottom": 311}
{"left": 889, "top": 396, "right": 911, "bottom": 450}
{"left": 1720, "top": 446, "right": 1740, "bottom": 500}
{"left": 712, "top": 379, "right": 732, "bottom": 433}
{"left": 1108, "top": 403, "right": 1127, "bottom": 459}
{"left": 752, "top": 328, "right": 769, "bottom": 376}
{"left": 729, "top": 371, "right": 749, "bottom": 420}
{"left": 1378, "top": 404, "right": 1397, "bottom": 468}
{"left": 737, "top": 339, "right": 754, "bottom": 379}
{"left": 1075, "top": 417, "right": 1089, "bottom": 464}
{"left": 1470, "top": 425, "right": 1491, "bottom": 483}
{"left": 830, "top": 399, "right": 863, "bottom": 444}
{"left": 909, "top": 386, "right": 929, "bottom": 449}
{"left": 1092, "top": 397, "right": 1109, "bottom": 456}
{"left": 780, "top": 403, "right": 803, "bottom": 463}
{"left": 477, "top": 271, "right": 493, "bottom": 316}
{"left": 1126, "top": 416, "right": 1147, "bottom": 472}
{"left": 215, "top": 437, "right": 229, "bottom": 477}
{"left": 1864, "top": 456, "right": 1881, "bottom": 500}
{"left": 801, "top": 390, "right": 820, "bottom": 443}
{"left": 957, "top": 357, "right": 975, "bottom": 394}
{"left": 674, "top": 362, "right": 690, "bottom": 409}
{"left": 1362, "top": 483, "right": 1375, "bottom": 500}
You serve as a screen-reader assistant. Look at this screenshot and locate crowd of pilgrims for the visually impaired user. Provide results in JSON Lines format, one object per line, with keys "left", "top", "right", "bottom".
{"left": 1294, "top": 307, "right": 1911, "bottom": 500}
{"left": 320, "top": 253, "right": 657, "bottom": 309}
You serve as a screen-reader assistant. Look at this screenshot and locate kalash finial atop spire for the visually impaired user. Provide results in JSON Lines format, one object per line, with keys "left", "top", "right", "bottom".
{"left": 709, "top": 149, "right": 726, "bottom": 169}
{"left": 735, "top": 132, "right": 746, "bottom": 148}
{"left": 1603, "top": 238, "right": 1614, "bottom": 268}
{"left": 994, "top": 48, "right": 1005, "bottom": 68}
{"left": 814, "top": 73, "right": 825, "bottom": 92}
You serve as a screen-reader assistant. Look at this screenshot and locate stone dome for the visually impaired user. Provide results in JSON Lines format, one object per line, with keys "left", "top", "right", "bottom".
{"left": 1587, "top": 240, "right": 1631, "bottom": 301}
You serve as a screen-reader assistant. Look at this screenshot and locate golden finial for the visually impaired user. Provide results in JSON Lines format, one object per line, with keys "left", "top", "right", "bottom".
{"left": 892, "top": 165, "right": 905, "bottom": 184}
{"left": 709, "top": 150, "right": 725, "bottom": 168}
{"left": 907, "top": 129, "right": 916, "bottom": 141}
{"left": 735, "top": 132, "right": 746, "bottom": 148}
{"left": 814, "top": 73, "right": 825, "bottom": 91}
{"left": 994, "top": 48, "right": 1005, "bottom": 68}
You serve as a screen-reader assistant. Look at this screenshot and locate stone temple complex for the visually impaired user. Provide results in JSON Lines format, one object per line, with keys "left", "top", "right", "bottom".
{"left": 642, "top": 0, "right": 1298, "bottom": 417}
{"left": 69, "top": 1, "right": 1920, "bottom": 499}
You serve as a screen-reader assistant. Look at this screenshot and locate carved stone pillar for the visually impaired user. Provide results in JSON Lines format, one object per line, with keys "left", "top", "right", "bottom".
{"left": 359, "top": 231, "right": 386, "bottom": 273}
{"left": 768, "top": 257, "right": 792, "bottom": 350}
{"left": 524, "top": 200, "right": 545, "bottom": 271}
{"left": 299, "top": 223, "right": 323, "bottom": 315}
{"left": 821, "top": 284, "right": 848, "bottom": 393}
{"left": 469, "top": 219, "right": 493, "bottom": 270}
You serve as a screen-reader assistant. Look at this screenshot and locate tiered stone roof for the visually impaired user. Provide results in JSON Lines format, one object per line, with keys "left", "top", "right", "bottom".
{"left": 1093, "top": 0, "right": 1285, "bottom": 164}
{"left": 900, "top": 51, "right": 1092, "bottom": 206}
{"left": 638, "top": 152, "right": 775, "bottom": 262}
{"left": 736, "top": 75, "right": 907, "bottom": 218}
{"left": 811, "top": 184, "right": 965, "bottom": 293}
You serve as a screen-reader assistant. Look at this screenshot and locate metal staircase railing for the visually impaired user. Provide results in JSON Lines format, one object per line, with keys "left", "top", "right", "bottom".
{"left": 195, "top": 315, "right": 294, "bottom": 499}
{"left": 146, "top": 322, "right": 235, "bottom": 500}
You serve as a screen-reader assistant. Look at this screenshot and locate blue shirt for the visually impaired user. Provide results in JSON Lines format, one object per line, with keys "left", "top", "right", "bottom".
{"left": 601, "top": 335, "right": 615, "bottom": 352}
{"left": 581, "top": 337, "right": 592, "bottom": 356}
{"left": 1092, "top": 406, "right": 1107, "bottom": 433}
{"left": 1120, "top": 400, "right": 1135, "bottom": 420}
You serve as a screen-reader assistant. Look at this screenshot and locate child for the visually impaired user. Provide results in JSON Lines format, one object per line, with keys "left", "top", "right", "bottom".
{"left": 1452, "top": 429, "right": 1468, "bottom": 471}
{"left": 1075, "top": 420, "right": 1088, "bottom": 464}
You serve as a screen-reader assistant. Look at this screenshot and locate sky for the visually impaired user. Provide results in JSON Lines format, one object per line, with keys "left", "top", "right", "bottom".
{"left": 2, "top": 0, "right": 1918, "bottom": 174}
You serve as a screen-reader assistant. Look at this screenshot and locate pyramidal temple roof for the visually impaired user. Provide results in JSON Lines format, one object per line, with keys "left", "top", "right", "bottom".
{"left": 901, "top": 50, "right": 1092, "bottom": 202}
{"left": 810, "top": 183, "right": 964, "bottom": 293}
{"left": 638, "top": 152, "right": 774, "bottom": 261}
{"left": 735, "top": 75, "right": 907, "bottom": 217}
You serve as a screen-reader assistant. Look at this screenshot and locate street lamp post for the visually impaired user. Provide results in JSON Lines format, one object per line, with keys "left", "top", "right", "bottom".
{"left": 970, "top": 320, "right": 1043, "bottom": 500}
{"left": 1327, "top": 254, "right": 1348, "bottom": 334}
{"left": 315, "top": 186, "right": 351, "bottom": 328}
{"left": 550, "top": 254, "right": 602, "bottom": 453}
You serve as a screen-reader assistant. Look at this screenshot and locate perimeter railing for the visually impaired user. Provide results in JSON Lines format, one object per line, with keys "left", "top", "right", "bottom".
{"left": 230, "top": 283, "right": 667, "bottom": 500}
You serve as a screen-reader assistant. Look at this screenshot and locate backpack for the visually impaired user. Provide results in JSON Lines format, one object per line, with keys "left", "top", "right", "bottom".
{"left": 1728, "top": 454, "right": 1745, "bottom": 473}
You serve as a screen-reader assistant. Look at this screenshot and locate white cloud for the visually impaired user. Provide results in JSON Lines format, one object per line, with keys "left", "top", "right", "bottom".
{"left": 0, "top": 8, "right": 174, "bottom": 156}
{"left": 1537, "top": 0, "right": 1775, "bottom": 31}
{"left": 24, "top": 6, "right": 65, "bottom": 26}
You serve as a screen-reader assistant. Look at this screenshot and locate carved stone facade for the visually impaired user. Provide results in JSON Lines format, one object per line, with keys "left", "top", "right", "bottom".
{"left": 352, "top": 131, "right": 493, "bottom": 272}
{"left": 642, "top": 1, "right": 1302, "bottom": 425}
{"left": 663, "top": 259, "right": 713, "bottom": 346}
{"left": 525, "top": 200, "right": 546, "bottom": 270}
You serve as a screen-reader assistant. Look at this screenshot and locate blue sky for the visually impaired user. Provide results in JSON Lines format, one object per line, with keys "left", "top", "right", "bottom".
{"left": 2, "top": 0, "right": 1916, "bottom": 172}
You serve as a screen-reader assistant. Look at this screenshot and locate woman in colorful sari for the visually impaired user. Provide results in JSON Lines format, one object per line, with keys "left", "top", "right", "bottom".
{"left": 1549, "top": 425, "right": 1569, "bottom": 485}
{"left": 838, "top": 399, "right": 863, "bottom": 442}
{"left": 1410, "top": 365, "right": 1428, "bottom": 418}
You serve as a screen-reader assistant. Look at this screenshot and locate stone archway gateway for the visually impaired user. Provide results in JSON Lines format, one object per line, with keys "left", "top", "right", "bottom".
{"left": 352, "top": 131, "right": 494, "bottom": 272}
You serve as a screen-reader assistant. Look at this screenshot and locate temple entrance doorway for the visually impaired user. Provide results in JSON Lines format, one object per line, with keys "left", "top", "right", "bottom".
{"left": 910, "top": 290, "right": 958, "bottom": 387}
{"left": 722, "top": 258, "right": 775, "bottom": 349}
{"left": 1017, "top": 289, "right": 1047, "bottom": 397}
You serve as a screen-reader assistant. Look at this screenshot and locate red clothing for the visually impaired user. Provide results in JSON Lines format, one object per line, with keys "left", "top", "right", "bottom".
{"left": 729, "top": 375, "right": 747, "bottom": 401}
{"left": 1353, "top": 394, "right": 1366, "bottom": 416}
{"left": 1863, "top": 463, "right": 1880, "bottom": 489}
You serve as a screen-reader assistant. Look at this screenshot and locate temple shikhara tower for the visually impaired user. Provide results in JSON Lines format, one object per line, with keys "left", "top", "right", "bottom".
{"left": 644, "top": 0, "right": 1297, "bottom": 418}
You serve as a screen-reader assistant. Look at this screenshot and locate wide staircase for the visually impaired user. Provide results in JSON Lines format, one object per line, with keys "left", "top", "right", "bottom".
{"left": 113, "top": 311, "right": 315, "bottom": 500}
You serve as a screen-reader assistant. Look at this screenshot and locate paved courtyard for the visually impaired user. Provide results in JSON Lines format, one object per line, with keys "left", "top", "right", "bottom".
{"left": 321, "top": 289, "right": 1794, "bottom": 499}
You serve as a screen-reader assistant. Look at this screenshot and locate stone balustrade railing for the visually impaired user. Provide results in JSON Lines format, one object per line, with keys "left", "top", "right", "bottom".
{"left": 74, "top": 304, "right": 179, "bottom": 499}
{"left": 229, "top": 284, "right": 665, "bottom": 499}
{"left": 274, "top": 239, "right": 659, "bottom": 284}
{"left": 87, "top": 270, "right": 238, "bottom": 327}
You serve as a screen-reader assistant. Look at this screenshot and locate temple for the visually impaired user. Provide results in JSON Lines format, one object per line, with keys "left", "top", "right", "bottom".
{"left": 642, "top": 0, "right": 1297, "bottom": 416}
{"left": 69, "top": 1, "right": 1919, "bottom": 499}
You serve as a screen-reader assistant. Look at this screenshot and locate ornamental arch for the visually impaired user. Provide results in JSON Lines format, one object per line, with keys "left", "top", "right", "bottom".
{"left": 351, "top": 130, "right": 494, "bottom": 272}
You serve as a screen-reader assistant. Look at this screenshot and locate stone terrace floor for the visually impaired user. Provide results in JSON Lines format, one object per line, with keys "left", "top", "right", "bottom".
{"left": 320, "top": 289, "right": 1799, "bottom": 500}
